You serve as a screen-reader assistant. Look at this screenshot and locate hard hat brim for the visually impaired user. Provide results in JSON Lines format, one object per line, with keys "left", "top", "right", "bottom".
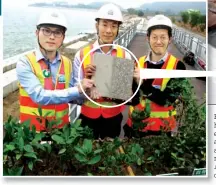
{"left": 37, "top": 23, "right": 67, "bottom": 31}
{"left": 95, "top": 17, "right": 122, "bottom": 24}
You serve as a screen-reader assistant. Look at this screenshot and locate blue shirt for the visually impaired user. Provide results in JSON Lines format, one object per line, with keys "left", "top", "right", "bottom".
{"left": 16, "top": 49, "right": 81, "bottom": 105}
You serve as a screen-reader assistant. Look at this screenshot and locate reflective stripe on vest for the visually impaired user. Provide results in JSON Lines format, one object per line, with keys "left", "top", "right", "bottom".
{"left": 19, "top": 52, "right": 71, "bottom": 131}
{"left": 127, "top": 54, "right": 178, "bottom": 132}
{"left": 80, "top": 45, "right": 126, "bottom": 119}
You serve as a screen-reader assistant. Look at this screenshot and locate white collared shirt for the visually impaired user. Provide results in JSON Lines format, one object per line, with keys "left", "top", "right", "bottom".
{"left": 145, "top": 51, "right": 169, "bottom": 65}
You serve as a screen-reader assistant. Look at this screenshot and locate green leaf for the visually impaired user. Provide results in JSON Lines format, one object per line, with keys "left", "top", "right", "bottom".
{"left": 145, "top": 101, "right": 151, "bottom": 114}
{"left": 32, "top": 125, "right": 36, "bottom": 134}
{"left": 38, "top": 107, "right": 43, "bottom": 117}
{"left": 178, "top": 148, "right": 184, "bottom": 154}
{"left": 43, "top": 111, "right": 52, "bottom": 118}
{"left": 36, "top": 159, "right": 43, "bottom": 163}
{"left": 74, "top": 119, "right": 82, "bottom": 126}
{"left": 16, "top": 154, "right": 22, "bottom": 160}
{"left": 33, "top": 133, "right": 43, "bottom": 142}
{"left": 195, "top": 159, "right": 199, "bottom": 164}
{"left": 14, "top": 166, "right": 24, "bottom": 175}
{"left": 147, "top": 156, "right": 154, "bottom": 161}
{"left": 52, "top": 119, "right": 62, "bottom": 126}
{"left": 17, "top": 128, "right": 24, "bottom": 138}
{"left": 19, "top": 137, "right": 24, "bottom": 151}
{"left": 132, "top": 147, "right": 136, "bottom": 154}
{"left": 171, "top": 153, "right": 177, "bottom": 159}
{"left": 155, "top": 149, "right": 160, "bottom": 155}
{"left": 74, "top": 154, "right": 87, "bottom": 163}
{"left": 3, "top": 155, "right": 7, "bottom": 162}
{"left": 140, "top": 148, "right": 144, "bottom": 155}
{"left": 51, "top": 135, "right": 65, "bottom": 144}
{"left": 137, "top": 158, "right": 142, "bottom": 166}
{"left": 7, "top": 115, "right": 13, "bottom": 123}
{"left": 43, "top": 143, "right": 51, "bottom": 153}
{"left": 63, "top": 125, "right": 70, "bottom": 140}
{"left": 33, "top": 112, "right": 39, "bottom": 117}
{"left": 87, "top": 155, "right": 101, "bottom": 165}
{"left": 34, "top": 143, "right": 45, "bottom": 151}
{"left": 178, "top": 158, "right": 185, "bottom": 161}
{"left": 28, "top": 161, "right": 33, "bottom": 171}
{"left": 76, "top": 127, "right": 83, "bottom": 131}
{"left": 87, "top": 173, "right": 93, "bottom": 176}
{"left": 6, "top": 145, "right": 15, "bottom": 151}
{"left": 94, "top": 149, "right": 102, "bottom": 155}
{"left": 70, "top": 128, "right": 77, "bottom": 136}
{"left": 3, "top": 148, "right": 9, "bottom": 153}
{"left": 3, "top": 168, "right": 9, "bottom": 176}
{"left": 24, "top": 145, "right": 34, "bottom": 153}
{"left": 144, "top": 172, "right": 152, "bottom": 176}
{"left": 22, "top": 119, "right": 31, "bottom": 128}
{"left": 74, "top": 146, "right": 86, "bottom": 156}
{"left": 8, "top": 166, "right": 24, "bottom": 176}
{"left": 113, "top": 138, "right": 121, "bottom": 147}
{"left": 83, "top": 139, "right": 92, "bottom": 153}
{"left": 24, "top": 152, "right": 37, "bottom": 159}
{"left": 66, "top": 138, "right": 74, "bottom": 144}
{"left": 58, "top": 148, "right": 66, "bottom": 155}
{"left": 53, "top": 130, "right": 63, "bottom": 135}
{"left": 23, "top": 126, "right": 30, "bottom": 137}
{"left": 98, "top": 167, "right": 106, "bottom": 171}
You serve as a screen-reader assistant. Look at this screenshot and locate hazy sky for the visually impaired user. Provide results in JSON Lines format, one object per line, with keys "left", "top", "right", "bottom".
{"left": 3, "top": 0, "right": 206, "bottom": 9}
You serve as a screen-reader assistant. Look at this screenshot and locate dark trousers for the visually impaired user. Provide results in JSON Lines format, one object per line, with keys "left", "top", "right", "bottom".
{"left": 79, "top": 113, "right": 123, "bottom": 139}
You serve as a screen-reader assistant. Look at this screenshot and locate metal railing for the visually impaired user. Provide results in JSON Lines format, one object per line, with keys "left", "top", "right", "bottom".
{"left": 114, "top": 20, "right": 140, "bottom": 48}
{"left": 122, "top": 18, "right": 206, "bottom": 70}
{"left": 172, "top": 27, "right": 206, "bottom": 70}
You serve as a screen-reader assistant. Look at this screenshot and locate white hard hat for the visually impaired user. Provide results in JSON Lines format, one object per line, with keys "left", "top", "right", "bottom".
{"left": 37, "top": 10, "right": 67, "bottom": 30}
{"left": 95, "top": 3, "right": 123, "bottom": 24}
{"left": 147, "top": 14, "right": 172, "bottom": 30}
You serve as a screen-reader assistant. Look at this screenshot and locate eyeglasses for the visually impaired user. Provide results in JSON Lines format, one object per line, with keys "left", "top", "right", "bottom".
{"left": 151, "top": 36, "right": 169, "bottom": 42}
{"left": 40, "top": 28, "right": 64, "bottom": 38}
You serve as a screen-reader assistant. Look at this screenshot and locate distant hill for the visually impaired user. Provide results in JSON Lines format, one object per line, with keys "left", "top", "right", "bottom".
{"left": 29, "top": 1, "right": 124, "bottom": 11}
{"left": 29, "top": 1, "right": 205, "bottom": 15}
{"left": 139, "top": 2, "right": 206, "bottom": 15}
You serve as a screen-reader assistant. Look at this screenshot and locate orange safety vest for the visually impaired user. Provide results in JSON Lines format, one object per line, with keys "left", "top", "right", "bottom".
{"left": 19, "top": 52, "right": 71, "bottom": 131}
{"left": 127, "top": 54, "right": 178, "bottom": 132}
{"left": 80, "top": 44, "right": 126, "bottom": 119}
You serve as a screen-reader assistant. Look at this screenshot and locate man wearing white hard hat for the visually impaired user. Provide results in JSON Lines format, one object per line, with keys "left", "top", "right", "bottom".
{"left": 16, "top": 10, "right": 94, "bottom": 132}
{"left": 73, "top": 3, "right": 140, "bottom": 139}
{"left": 124, "top": 14, "right": 186, "bottom": 138}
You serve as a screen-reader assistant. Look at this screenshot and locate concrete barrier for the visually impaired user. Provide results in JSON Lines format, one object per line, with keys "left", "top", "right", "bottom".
{"left": 64, "top": 41, "right": 89, "bottom": 54}
{"left": 3, "top": 69, "right": 18, "bottom": 98}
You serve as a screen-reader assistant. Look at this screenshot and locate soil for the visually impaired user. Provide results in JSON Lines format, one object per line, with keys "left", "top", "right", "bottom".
{"left": 3, "top": 90, "right": 20, "bottom": 122}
